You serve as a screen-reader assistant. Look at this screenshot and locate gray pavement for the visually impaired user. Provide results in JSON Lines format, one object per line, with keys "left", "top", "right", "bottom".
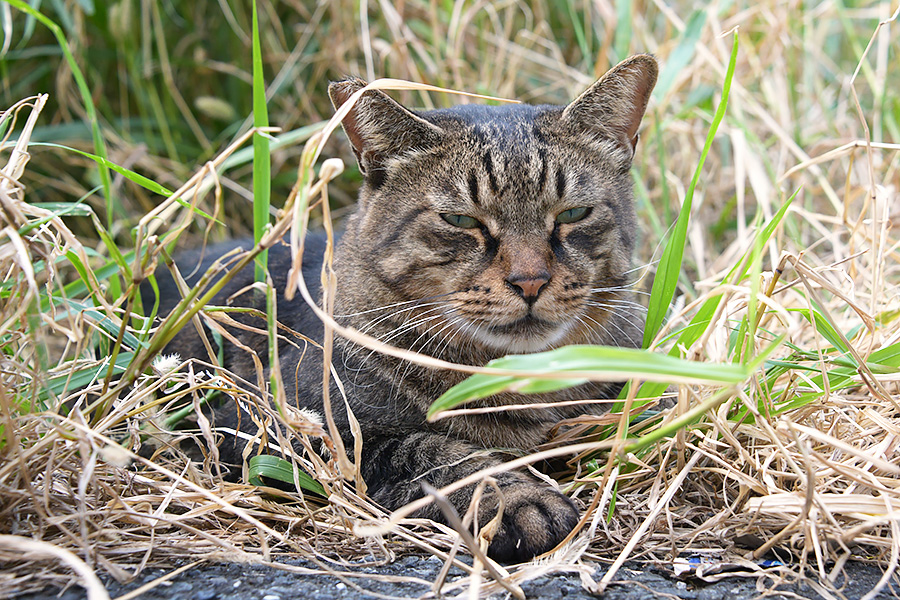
{"left": 11, "top": 557, "right": 899, "bottom": 599}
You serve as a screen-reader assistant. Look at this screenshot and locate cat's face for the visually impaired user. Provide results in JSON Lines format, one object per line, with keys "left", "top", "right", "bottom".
{"left": 330, "top": 56, "right": 657, "bottom": 357}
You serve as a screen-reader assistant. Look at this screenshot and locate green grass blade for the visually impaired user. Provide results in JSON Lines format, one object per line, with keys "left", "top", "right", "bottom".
{"left": 40, "top": 352, "right": 134, "bottom": 405}
{"left": 251, "top": 0, "right": 271, "bottom": 283}
{"left": 6, "top": 0, "right": 114, "bottom": 225}
{"left": 673, "top": 188, "right": 799, "bottom": 356}
{"left": 19, "top": 193, "right": 97, "bottom": 235}
{"left": 869, "top": 340, "right": 900, "bottom": 365}
{"left": 30, "top": 142, "right": 219, "bottom": 221}
{"left": 26, "top": 202, "right": 93, "bottom": 217}
{"left": 30, "top": 142, "right": 172, "bottom": 195}
{"left": 427, "top": 346, "right": 749, "bottom": 419}
{"left": 248, "top": 455, "right": 325, "bottom": 496}
{"left": 40, "top": 252, "right": 131, "bottom": 314}
{"left": 219, "top": 123, "right": 327, "bottom": 172}
{"left": 544, "top": 184, "right": 785, "bottom": 416}
{"left": 613, "top": 0, "right": 632, "bottom": 60}
{"left": 619, "top": 335, "right": 783, "bottom": 455}
{"left": 616, "top": 65, "right": 792, "bottom": 413}
{"left": 790, "top": 306, "right": 850, "bottom": 355}
{"left": 653, "top": 10, "right": 706, "bottom": 99}
{"left": 89, "top": 211, "right": 130, "bottom": 283}
{"left": 642, "top": 32, "right": 739, "bottom": 349}
{"left": 565, "top": 0, "right": 589, "bottom": 63}
{"left": 56, "top": 298, "right": 145, "bottom": 350}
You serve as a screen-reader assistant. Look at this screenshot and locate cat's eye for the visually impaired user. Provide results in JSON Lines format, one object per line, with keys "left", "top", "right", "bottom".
{"left": 555, "top": 206, "right": 591, "bottom": 224}
{"left": 441, "top": 213, "right": 481, "bottom": 229}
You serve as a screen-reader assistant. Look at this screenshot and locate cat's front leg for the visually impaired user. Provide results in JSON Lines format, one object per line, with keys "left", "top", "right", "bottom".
{"left": 361, "top": 431, "right": 579, "bottom": 563}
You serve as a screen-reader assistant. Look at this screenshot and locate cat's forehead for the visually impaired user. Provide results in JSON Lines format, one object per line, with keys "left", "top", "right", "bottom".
{"left": 412, "top": 104, "right": 584, "bottom": 228}
{"left": 423, "top": 103, "right": 558, "bottom": 146}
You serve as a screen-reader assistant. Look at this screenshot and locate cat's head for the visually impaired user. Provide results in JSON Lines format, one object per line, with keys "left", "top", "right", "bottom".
{"left": 329, "top": 56, "right": 657, "bottom": 356}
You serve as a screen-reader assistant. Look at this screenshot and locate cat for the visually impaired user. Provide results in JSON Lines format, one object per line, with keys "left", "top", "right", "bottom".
{"left": 149, "top": 54, "right": 658, "bottom": 563}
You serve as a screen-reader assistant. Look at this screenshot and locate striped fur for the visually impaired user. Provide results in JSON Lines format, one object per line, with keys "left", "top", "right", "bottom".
{"left": 155, "top": 55, "right": 658, "bottom": 562}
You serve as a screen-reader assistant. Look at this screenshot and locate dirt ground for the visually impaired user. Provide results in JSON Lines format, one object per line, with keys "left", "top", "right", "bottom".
{"left": 14, "top": 557, "right": 899, "bottom": 600}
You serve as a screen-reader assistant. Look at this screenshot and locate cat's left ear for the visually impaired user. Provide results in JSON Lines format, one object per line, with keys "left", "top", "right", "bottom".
{"left": 328, "top": 78, "right": 444, "bottom": 182}
{"left": 561, "top": 54, "right": 658, "bottom": 154}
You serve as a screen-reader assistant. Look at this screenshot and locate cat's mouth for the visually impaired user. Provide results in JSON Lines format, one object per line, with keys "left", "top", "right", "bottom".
{"left": 465, "top": 313, "right": 573, "bottom": 354}
{"left": 488, "top": 314, "right": 552, "bottom": 335}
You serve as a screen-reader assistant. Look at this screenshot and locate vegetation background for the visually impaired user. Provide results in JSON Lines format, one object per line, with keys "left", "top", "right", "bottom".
{"left": 1, "top": 0, "right": 899, "bottom": 598}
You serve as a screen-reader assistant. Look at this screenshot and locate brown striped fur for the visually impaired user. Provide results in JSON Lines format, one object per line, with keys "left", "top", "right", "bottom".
{"left": 152, "top": 55, "right": 658, "bottom": 562}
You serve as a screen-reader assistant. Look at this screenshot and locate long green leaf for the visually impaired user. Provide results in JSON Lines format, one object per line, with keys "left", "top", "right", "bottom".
{"left": 791, "top": 306, "right": 850, "bottom": 354}
{"left": 619, "top": 188, "right": 797, "bottom": 410}
{"left": 40, "top": 352, "right": 134, "bottom": 404}
{"left": 731, "top": 338, "right": 900, "bottom": 423}
{"left": 27, "top": 201, "right": 94, "bottom": 217}
{"left": 219, "top": 123, "right": 327, "bottom": 172}
{"left": 55, "top": 297, "right": 145, "bottom": 350}
{"left": 251, "top": 0, "right": 270, "bottom": 283}
{"left": 6, "top": 0, "right": 114, "bottom": 224}
{"left": 40, "top": 253, "right": 130, "bottom": 314}
{"left": 565, "top": 0, "right": 589, "bottom": 63}
{"left": 30, "top": 142, "right": 172, "bottom": 195}
{"left": 427, "top": 346, "right": 749, "bottom": 419}
{"left": 29, "top": 142, "right": 223, "bottom": 224}
{"left": 248, "top": 455, "right": 325, "bottom": 496}
{"left": 642, "top": 32, "right": 739, "bottom": 349}
{"left": 675, "top": 187, "right": 799, "bottom": 355}
{"left": 613, "top": 0, "right": 632, "bottom": 60}
{"left": 19, "top": 194, "right": 97, "bottom": 236}
{"left": 653, "top": 10, "right": 707, "bottom": 99}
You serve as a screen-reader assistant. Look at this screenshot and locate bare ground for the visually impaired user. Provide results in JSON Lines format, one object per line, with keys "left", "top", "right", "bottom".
{"left": 14, "top": 558, "right": 900, "bottom": 600}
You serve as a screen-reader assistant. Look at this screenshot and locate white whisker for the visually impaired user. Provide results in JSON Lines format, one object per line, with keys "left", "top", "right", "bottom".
{"left": 333, "top": 292, "right": 456, "bottom": 319}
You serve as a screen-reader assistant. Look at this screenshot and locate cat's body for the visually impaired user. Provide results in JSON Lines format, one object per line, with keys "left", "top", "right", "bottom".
{"left": 151, "top": 55, "right": 658, "bottom": 562}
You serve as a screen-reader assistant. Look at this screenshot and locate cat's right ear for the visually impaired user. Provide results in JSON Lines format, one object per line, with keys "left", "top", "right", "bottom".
{"left": 561, "top": 54, "right": 658, "bottom": 156}
{"left": 328, "top": 79, "right": 444, "bottom": 184}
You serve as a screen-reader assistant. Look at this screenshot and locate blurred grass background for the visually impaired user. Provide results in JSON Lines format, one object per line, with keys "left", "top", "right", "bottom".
{"left": 4, "top": 0, "right": 895, "bottom": 270}
{"left": 2, "top": 0, "right": 900, "bottom": 595}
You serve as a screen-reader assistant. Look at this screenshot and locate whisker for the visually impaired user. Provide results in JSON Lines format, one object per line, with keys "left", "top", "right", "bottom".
{"left": 343, "top": 312, "right": 447, "bottom": 367}
{"left": 586, "top": 298, "right": 648, "bottom": 312}
{"left": 390, "top": 315, "right": 466, "bottom": 397}
{"left": 388, "top": 316, "right": 455, "bottom": 401}
{"left": 590, "top": 284, "right": 650, "bottom": 296}
{"left": 355, "top": 301, "right": 450, "bottom": 336}
{"left": 622, "top": 259, "right": 659, "bottom": 277}
{"left": 344, "top": 310, "right": 451, "bottom": 396}
{"left": 333, "top": 291, "right": 457, "bottom": 319}
{"left": 432, "top": 315, "right": 469, "bottom": 360}
{"left": 583, "top": 305, "right": 645, "bottom": 347}
{"left": 404, "top": 313, "right": 458, "bottom": 357}
{"left": 582, "top": 312, "right": 638, "bottom": 347}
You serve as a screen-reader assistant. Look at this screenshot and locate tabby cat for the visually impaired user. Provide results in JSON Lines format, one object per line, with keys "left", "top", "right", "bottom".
{"left": 153, "top": 55, "right": 658, "bottom": 562}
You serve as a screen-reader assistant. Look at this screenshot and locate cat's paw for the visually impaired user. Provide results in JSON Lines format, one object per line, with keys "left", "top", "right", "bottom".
{"left": 485, "top": 482, "right": 579, "bottom": 563}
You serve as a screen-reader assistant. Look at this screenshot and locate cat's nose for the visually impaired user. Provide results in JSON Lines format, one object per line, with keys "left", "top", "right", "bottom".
{"left": 506, "top": 273, "right": 550, "bottom": 304}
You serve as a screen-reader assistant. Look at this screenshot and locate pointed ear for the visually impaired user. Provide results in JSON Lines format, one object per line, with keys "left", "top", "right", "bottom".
{"left": 561, "top": 54, "right": 658, "bottom": 153}
{"left": 328, "top": 78, "right": 444, "bottom": 183}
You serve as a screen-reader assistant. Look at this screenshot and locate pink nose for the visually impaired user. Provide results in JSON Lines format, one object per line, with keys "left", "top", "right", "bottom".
{"left": 506, "top": 274, "right": 550, "bottom": 304}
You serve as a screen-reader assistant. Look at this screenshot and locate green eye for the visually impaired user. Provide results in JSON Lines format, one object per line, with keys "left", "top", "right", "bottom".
{"left": 555, "top": 206, "right": 590, "bottom": 224}
{"left": 441, "top": 213, "right": 481, "bottom": 229}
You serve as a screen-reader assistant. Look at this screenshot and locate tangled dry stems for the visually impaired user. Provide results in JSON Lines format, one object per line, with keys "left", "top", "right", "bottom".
{"left": 2, "top": 2, "right": 900, "bottom": 598}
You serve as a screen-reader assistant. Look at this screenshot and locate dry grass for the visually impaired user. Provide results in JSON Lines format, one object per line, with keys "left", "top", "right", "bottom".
{"left": 2, "top": 1, "right": 900, "bottom": 599}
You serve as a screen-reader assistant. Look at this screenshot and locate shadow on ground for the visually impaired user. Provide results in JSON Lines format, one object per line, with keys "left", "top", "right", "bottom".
{"left": 12, "top": 558, "right": 899, "bottom": 599}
